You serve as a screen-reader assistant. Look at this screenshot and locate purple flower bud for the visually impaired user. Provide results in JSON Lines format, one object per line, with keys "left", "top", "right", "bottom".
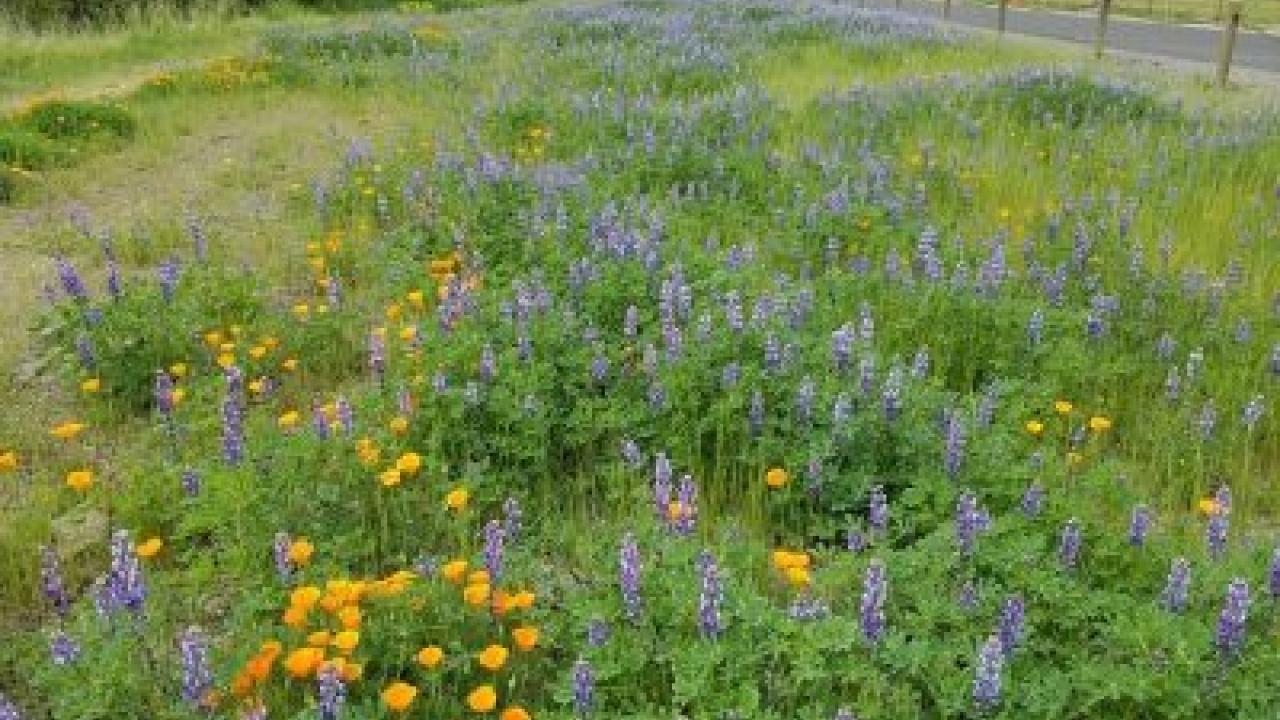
{"left": 483, "top": 519, "right": 505, "bottom": 585}
{"left": 1215, "top": 579, "right": 1250, "bottom": 660}
{"left": 1021, "top": 484, "right": 1046, "bottom": 517}
{"left": 178, "top": 626, "right": 213, "bottom": 707}
{"left": 847, "top": 529, "right": 867, "bottom": 553}
{"left": 1027, "top": 309, "right": 1044, "bottom": 346}
{"left": 697, "top": 550, "right": 724, "bottom": 640}
{"left": 868, "top": 485, "right": 888, "bottom": 537}
{"left": 221, "top": 394, "right": 244, "bottom": 466}
{"left": 619, "top": 533, "right": 642, "bottom": 621}
{"left": 317, "top": 660, "right": 346, "bottom": 720}
{"left": 1163, "top": 558, "right": 1191, "bottom": 613}
{"left": 997, "top": 595, "right": 1025, "bottom": 657}
{"left": 502, "top": 497, "right": 523, "bottom": 544}
{"left": 1207, "top": 506, "right": 1229, "bottom": 561}
{"left": 48, "top": 630, "right": 80, "bottom": 666}
{"left": 181, "top": 468, "right": 201, "bottom": 498}
{"left": 1269, "top": 548, "right": 1280, "bottom": 602}
{"left": 973, "top": 635, "right": 1004, "bottom": 711}
{"left": 586, "top": 618, "right": 610, "bottom": 647}
{"left": 0, "top": 693, "right": 22, "bottom": 720}
{"left": 860, "top": 559, "right": 887, "bottom": 645}
{"left": 1243, "top": 395, "right": 1264, "bottom": 429}
{"left": 1059, "top": 519, "right": 1082, "bottom": 570}
{"left": 572, "top": 659, "right": 595, "bottom": 716}
{"left": 55, "top": 256, "right": 89, "bottom": 301}
{"left": 273, "top": 532, "right": 292, "bottom": 584}
{"left": 959, "top": 580, "right": 978, "bottom": 611}
{"left": 1129, "top": 505, "right": 1152, "bottom": 548}
{"left": 955, "top": 492, "right": 988, "bottom": 556}
{"left": 40, "top": 545, "right": 69, "bottom": 617}
{"left": 158, "top": 258, "right": 180, "bottom": 302}
{"left": 749, "top": 390, "right": 765, "bottom": 437}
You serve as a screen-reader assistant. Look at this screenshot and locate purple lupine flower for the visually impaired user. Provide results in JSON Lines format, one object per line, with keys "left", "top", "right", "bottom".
{"left": 1021, "top": 484, "right": 1045, "bottom": 518}
{"left": 749, "top": 390, "right": 765, "bottom": 437}
{"left": 697, "top": 550, "right": 724, "bottom": 640}
{"left": 721, "top": 362, "right": 741, "bottom": 389}
{"left": 647, "top": 382, "right": 666, "bottom": 412}
{"left": 325, "top": 273, "right": 342, "bottom": 309}
{"left": 847, "top": 529, "right": 867, "bottom": 553}
{"left": 502, "top": 497, "right": 523, "bottom": 544}
{"left": 653, "top": 453, "right": 672, "bottom": 522}
{"left": 1207, "top": 506, "right": 1229, "bottom": 560}
{"left": 158, "top": 258, "right": 180, "bottom": 302}
{"left": 831, "top": 325, "right": 854, "bottom": 371}
{"left": 48, "top": 630, "right": 80, "bottom": 666}
{"left": 1198, "top": 400, "right": 1218, "bottom": 440}
{"left": 619, "top": 533, "right": 642, "bottom": 620}
{"left": 1028, "top": 308, "right": 1044, "bottom": 346}
{"left": 858, "top": 303, "right": 874, "bottom": 342}
{"left": 624, "top": 305, "right": 639, "bottom": 338}
{"left": 868, "top": 485, "right": 888, "bottom": 537}
{"left": 483, "top": 519, "right": 504, "bottom": 585}
{"left": 1267, "top": 547, "right": 1280, "bottom": 601}
{"left": 1163, "top": 558, "right": 1191, "bottom": 613}
{"left": 180, "top": 468, "right": 200, "bottom": 498}
{"left": 832, "top": 393, "right": 852, "bottom": 427}
{"left": 1129, "top": 505, "right": 1152, "bottom": 547}
{"left": 1059, "top": 519, "right": 1082, "bottom": 570}
{"left": 316, "top": 660, "right": 346, "bottom": 720}
{"left": 103, "top": 529, "right": 146, "bottom": 615}
{"left": 334, "top": 397, "right": 354, "bottom": 436}
{"left": 572, "top": 659, "right": 595, "bottom": 716}
{"left": 178, "top": 626, "right": 213, "bottom": 707}
{"left": 997, "top": 595, "right": 1025, "bottom": 657}
{"left": 977, "top": 387, "right": 998, "bottom": 428}
{"left": 674, "top": 475, "right": 698, "bottom": 536}
{"left": 55, "top": 256, "right": 89, "bottom": 301}
{"left": 1243, "top": 395, "right": 1264, "bottom": 430}
{"left": 955, "top": 492, "right": 987, "bottom": 556}
{"left": 1234, "top": 318, "right": 1252, "bottom": 344}
{"left": 881, "top": 366, "right": 903, "bottom": 423}
{"left": 959, "top": 580, "right": 978, "bottom": 611}
{"left": 620, "top": 438, "right": 642, "bottom": 469}
{"left": 154, "top": 371, "right": 175, "bottom": 416}
{"left": 106, "top": 260, "right": 123, "bottom": 300}
{"left": 1215, "top": 579, "right": 1250, "bottom": 660}
{"left": 272, "top": 532, "right": 292, "bottom": 584}
{"left": 1215, "top": 485, "right": 1233, "bottom": 515}
{"left": 911, "top": 347, "right": 930, "bottom": 378}
{"left": 944, "top": 412, "right": 966, "bottom": 479}
{"left": 0, "top": 693, "right": 21, "bottom": 720}
{"left": 1166, "top": 366, "right": 1181, "bottom": 402}
{"left": 312, "top": 400, "right": 331, "bottom": 441}
{"left": 973, "top": 635, "right": 1004, "bottom": 711}
{"left": 763, "top": 334, "right": 782, "bottom": 374}
{"left": 40, "top": 545, "right": 69, "bottom": 617}
{"left": 75, "top": 335, "right": 96, "bottom": 370}
{"left": 590, "top": 351, "right": 609, "bottom": 385}
{"left": 221, "top": 394, "right": 244, "bottom": 466}
{"left": 858, "top": 354, "right": 876, "bottom": 398}
{"left": 368, "top": 329, "right": 386, "bottom": 381}
{"left": 186, "top": 212, "right": 208, "bottom": 261}
{"left": 860, "top": 559, "right": 887, "bottom": 645}
{"left": 795, "top": 377, "right": 815, "bottom": 424}
{"left": 586, "top": 618, "right": 610, "bottom": 647}
{"left": 1156, "top": 332, "right": 1176, "bottom": 361}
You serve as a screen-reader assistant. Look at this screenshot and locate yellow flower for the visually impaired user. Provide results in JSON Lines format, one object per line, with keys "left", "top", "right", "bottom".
{"left": 307, "top": 631, "right": 332, "bottom": 647}
{"left": 332, "top": 630, "right": 360, "bottom": 654}
{"left": 1024, "top": 420, "right": 1044, "bottom": 437}
{"left": 1053, "top": 400, "right": 1073, "bottom": 415}
{"left": 467, "top": 685, "right": 497, "bottom": 713}
{"left": 65, "top": 469, "right": 94, "bottom": 492}
{"left": 441, "top": 560, "right": 468, "bottom": 584}
{"left": 417, "top": 645, "right": 445, "bottom": 669}
{"left": 284, "top": 647, "right": 325, "bottom": 679}
{"left": 389, "top": 416, "right": 410, "bottom": 435}
{"left": 262, "top": 336, "right": 280, "bottom": 350}
{"left": 249, "top": 345, "right": 267, "bottom": 360}
{"left": 380, "top": 468, "right": 403, "bottom": 487}
{"left": 500, "top": 708, "right": 532, "bottom": 720}
{"left": 337, "top": 606, "right": 362, "bottom": 630}
{"left": 203, "top": 330, "right": 224, "bottom": 347}
{"left": 136, "top": 538, "right": 164, "bottom": 559}
{"left": 396, "top": 452, "right": 422, "bottom": 476}
{"left": 278, "top": 411, "right": 301, "bottom": 430}
{"left": 464, "top": 583, "right": 491, "bottom": 607}
{"left": 50, "top": 421, "right": 87, "bottom": 440}
{"left": 468, "top": 570, "right": 490, "bottom": 585}
{"left": 1198, "top": 498, "right": 1222, "bottom": 516}
{"left": 446, "top": 487, "right": 470, "bottom": 512}
{"left": 291, "top": 585, "right": 322, "bottom": 610}
{"left": 512, "top": 626, "right": 539, "bottom": 652}
{"left": 1066, "top": 451, "right": 1083, "bottom": 467}
{"left": 382, "top": 682, "right": 418, "bottom": 713}
{"left": 1088, "top": 416, "right": 1112, "bottom": 433}
{"left": 171, "top": 388, "right": 186, "bottom": 405}
{"left": 292, "top": 303, "right": 311, "bottom": 320}
{"left": 282, "top": 605, "right": 309, "bottom": 629}
{"left": 288, "top": 539, "right": 315, "bottom": 566}
{"left": 399, "top": 325, "right": 417, "bottom": 342}
{"left": 771, "top": 550, "right": 810, "bottom": 571}
{"left": 80, "top": 378, "right": 101, "bottom": 393}
{"left": 511, "top": 590, "right": 536, "bottom": 610}
{"left": 406, "top": 290, "right": 425, "bottom": 309}
{"left": 338, "top": 660, "right": 362, "bottom": 683}
{"left": 217, "top": 352, "right": 236, "bottom": 369}
{"left": 281, "top": 358, "right": 300, "bottom": 373}
{"left": 477, "top": 644, "right": 509, "bottom": 672}
{"left": 765, "top": 467, "right": 789, "bottom": 489}
{"left": 0, "top": 451, "right": 18, "bottom": 472}
{"left": 784, "top": 566, "right": 811, "bottom": 588}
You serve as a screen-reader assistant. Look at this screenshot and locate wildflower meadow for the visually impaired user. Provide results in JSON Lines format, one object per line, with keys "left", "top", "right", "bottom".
{"left": 0, "top": 0, "right": 1278, "bottom": 718}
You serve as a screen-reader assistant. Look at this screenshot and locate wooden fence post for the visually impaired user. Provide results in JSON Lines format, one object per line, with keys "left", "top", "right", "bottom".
{"left": 1217, "top": 0, "right": 1243, "bottom": 87}
{"left": 998, "top": 0, "right": 1009, "bottom": 34}
{"left": 1094, "top": 0, "right": 1113, "bottom": 58}
{"left": 944, "top": 0, "right": 952, "bottom": 20}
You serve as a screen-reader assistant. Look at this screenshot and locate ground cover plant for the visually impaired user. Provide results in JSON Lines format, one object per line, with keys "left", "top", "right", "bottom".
{"left": 0, "top": 0, "right": 1278, "bottom": 719}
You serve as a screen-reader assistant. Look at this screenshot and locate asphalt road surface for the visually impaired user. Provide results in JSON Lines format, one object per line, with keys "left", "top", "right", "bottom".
{"left": 866, "top": 0, "right": 1280, "bottom": 73}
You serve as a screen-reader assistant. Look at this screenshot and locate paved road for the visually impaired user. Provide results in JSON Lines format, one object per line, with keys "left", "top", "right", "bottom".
{"left": 866, "top": 0, "right": 1280, "bottom": 73}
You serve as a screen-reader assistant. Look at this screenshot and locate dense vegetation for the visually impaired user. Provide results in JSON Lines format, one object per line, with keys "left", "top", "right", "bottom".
{"left": 1, "top": 1, "right": 1278, "bottom": 719}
